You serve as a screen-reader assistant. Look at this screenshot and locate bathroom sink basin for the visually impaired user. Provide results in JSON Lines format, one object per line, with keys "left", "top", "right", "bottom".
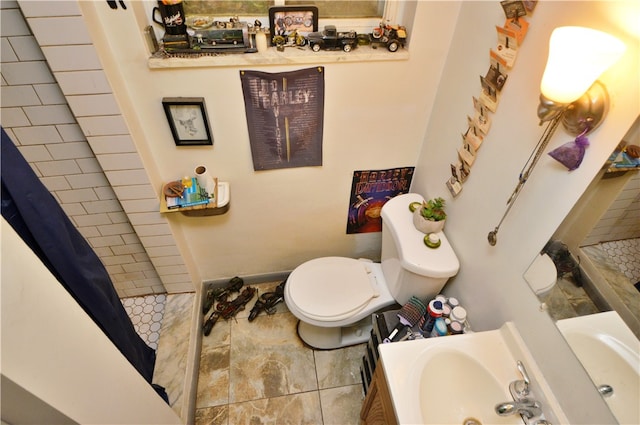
{"left": 379, "top": 323, "right": 528, "bottom": 425}
{"left": 557, "top": 311, "right": 640, "bottom": 425}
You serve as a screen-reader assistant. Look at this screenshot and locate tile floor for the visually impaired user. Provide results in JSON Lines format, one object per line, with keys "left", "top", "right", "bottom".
{"left": 194, "top": 280, "right": 365, "bottom": 425}
{"left": 121, "top": 293, "right": 167, "bottom": 350}
{"left": 596, "top": 238, "right": 640, "bottom": 284}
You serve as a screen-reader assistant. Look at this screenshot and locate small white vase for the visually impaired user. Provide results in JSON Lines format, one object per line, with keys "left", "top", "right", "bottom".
{"left": 413, "top": 209, "right": 445, "bottom": 234}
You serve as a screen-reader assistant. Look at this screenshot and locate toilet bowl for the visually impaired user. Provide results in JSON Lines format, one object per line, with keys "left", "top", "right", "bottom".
{"left": 524, "top": 253, "right": 558, "bottom": 298}
{"left": 284, "top": 193, "right": 460, "bottom": 349}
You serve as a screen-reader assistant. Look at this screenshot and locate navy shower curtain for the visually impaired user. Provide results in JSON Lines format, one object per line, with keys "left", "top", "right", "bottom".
{"left": 1, "top": 128, "right": 165, "bottom": 399}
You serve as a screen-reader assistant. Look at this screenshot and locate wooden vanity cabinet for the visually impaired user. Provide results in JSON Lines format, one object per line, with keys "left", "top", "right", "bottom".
{"left": 360, "top": 363, "right": 398, "bottom": 425}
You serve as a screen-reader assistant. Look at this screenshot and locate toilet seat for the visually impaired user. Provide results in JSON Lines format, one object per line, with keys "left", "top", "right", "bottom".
{"left": 524, "top": 253, "right": 558, "bottom": 296}
{"left": 286, "top": 257, "right": 380, "bottom": 322}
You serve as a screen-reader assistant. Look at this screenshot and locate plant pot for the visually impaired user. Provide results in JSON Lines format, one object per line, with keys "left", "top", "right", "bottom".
{"left": 413, "top": 209, "right": 445, "bottom": 234}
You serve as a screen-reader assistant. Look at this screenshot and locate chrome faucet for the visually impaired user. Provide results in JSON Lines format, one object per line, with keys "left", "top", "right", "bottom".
{"left": 495, "top": 360, "right": 551, "bottom": 425}
{"left": 495, "top": 399, "right": 542, "bottom": 419}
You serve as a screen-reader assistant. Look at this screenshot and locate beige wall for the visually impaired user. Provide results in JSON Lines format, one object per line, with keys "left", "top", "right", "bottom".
{"left": 412, "top": 1, "right": 639, "bottom": 423}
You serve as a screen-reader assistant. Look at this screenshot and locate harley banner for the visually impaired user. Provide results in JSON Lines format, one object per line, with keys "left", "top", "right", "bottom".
{"left": 240, "top": 67, "right": 324, "bottom": 171}
{"left": 346, "top": 167, "right": 415, "bottom": 234}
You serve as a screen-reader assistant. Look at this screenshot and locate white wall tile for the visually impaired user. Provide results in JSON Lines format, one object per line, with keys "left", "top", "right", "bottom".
{"left": 56, "top": 188, "right": 99, "bottom": 203}
{"left": 46, "top": 141, "right": 94, "bottom": 160}
{"left": 67, "top": 94, "right": 121, "bottom": 117}
{"left": 65, "top": 172, "right": 110, "bottom": 189}
{"left": 82, "top": 199, "right": 124, "bottom": 214}
{"left": 108, "top": 211, "right": 130, "bottom": 224}
{"left": 146, "top": 245, "right": 181, "bottom": 257}
{"left": 34, "top": 83, "right": 66, "bottom": 104}
{"left": 77, "top": 115, "right": 128, "bottom": 136}
{"left": 87, "top": 135, "right": 136, "bottom": 154}
{"left": 88, "top": 235, "right": 126, "bottom": 248}
{"left": 139, "top": 235, "right": 180, "bottom": 247}
{"left": 112, "top": 184, "right": 157, "bottom": 200}
{"left": 97, "top": 153, "right": 144, "bottom": 171}
{"left": 35, "top": 159, "right": 81, "bottom": 176}
{"left": 105, "top": 169, "right": 151, "bottom": 186}
{"left": 12, "top": 125, "right": 62, "bottom": 145}
{"left": 95, "top": 186, "right": 118, "bottom": 200}
{"left": 126, "top": 212, "right": 166, "bottom": 226}
{"left": 1, "top": 1, "right": 20, "bottom": 10}
{"left": 17, "top": 145, "right": 52, "bottom": 162}
{"left": 76, "top": 157, "right": 103, "bottom": 173}
{"left": 59, "top": 202, "right": 87, "bottom": 216}
{"left": 0, "top": 85, "right": 41, "bottom": 107}
{"left": 1, "top": 38, "right": 18, "bottom": 62}
{"left": 98, "top": 223, "right": 135, "bottom": 237}
{"left": 120, "top": 199, "right": 160, "bottom": 214}
{"left": 41, "top": 45, "right": 101, "bottom": 72}
{"left": 112, "top": 243, "right": 146, "bottom": 255}
{"left": 56, "top": 123, "right": 86, "bottom": 142}
{"left": 0, "top": 9, "right": 30, "bottom": 36}
{"left": 8, "top": 35, "right": 45, "bottom": 61}
{"left": 0, "top": 107, "right": 30, "bottom": 126}
{"left": 54, "top": 70, "right": 112, "bottom": 95}
{"left": 134, "top": 224, "right": 172, "bottom": 237}
{"left": 1, "top": 61, "right": 54, "bottom": 85}
{"left": 27, "top": 16, "right": 91, "bottom": 46}
{"left": 40, "top": 175, "right": 71, "bottom": 191}
{"left": 73, "top": 213, "right": 113, "bottom": 227}
{"left": 24, "top": 105, "right": 75, "bottom": 125}
{"left": 18, "top": 0, "right": 81, "bottom": 18}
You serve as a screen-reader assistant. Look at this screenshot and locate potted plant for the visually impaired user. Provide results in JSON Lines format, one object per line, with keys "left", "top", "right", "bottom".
{"left": 411, "top": 197, "right": 446, "bottom": 234}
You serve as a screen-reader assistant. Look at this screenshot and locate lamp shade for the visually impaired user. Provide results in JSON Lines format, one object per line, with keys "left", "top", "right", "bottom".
{"left": 540, "top": 27, "right": 626, "bottom": 104}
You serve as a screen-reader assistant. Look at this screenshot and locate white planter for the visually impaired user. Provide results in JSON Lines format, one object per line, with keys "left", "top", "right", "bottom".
{"left": 413, "top": 209, "right": 445, "bottom": 234}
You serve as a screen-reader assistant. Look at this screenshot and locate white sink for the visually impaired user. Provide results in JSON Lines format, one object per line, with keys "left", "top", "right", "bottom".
{"left": 557, "top": 311, "right": 640, "bottom": 425}
{"left": 379, "top": 323, "right": 533, "bottom": 425}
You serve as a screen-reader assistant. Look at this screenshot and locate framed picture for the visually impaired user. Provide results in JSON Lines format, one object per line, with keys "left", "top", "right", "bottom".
{"left": 269, "top": 5, "right": 318, "bottom": 42}
{"left": 162, "top": 97, "right": 213, "bottom": 146}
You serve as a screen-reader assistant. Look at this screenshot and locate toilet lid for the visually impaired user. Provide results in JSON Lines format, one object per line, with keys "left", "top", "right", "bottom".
{"left": 524, "top": 253, "right": 558, "bottom": 293}
{"left": 288, "top": 257, "right": 379, "bottom": 321}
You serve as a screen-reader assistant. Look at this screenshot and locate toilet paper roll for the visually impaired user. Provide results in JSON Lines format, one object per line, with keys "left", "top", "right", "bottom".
{"left": 195, "top": 165, "right": 215, "bottom": 196}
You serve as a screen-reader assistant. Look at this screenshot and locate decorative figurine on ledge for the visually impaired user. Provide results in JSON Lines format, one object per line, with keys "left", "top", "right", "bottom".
{"left": 307, "top": 25, "right": 358, "bottom": 52}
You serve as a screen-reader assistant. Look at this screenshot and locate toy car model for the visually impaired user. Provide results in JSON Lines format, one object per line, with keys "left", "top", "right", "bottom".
{"left": 307, "top": 25, "right": 358, "bottom": 52}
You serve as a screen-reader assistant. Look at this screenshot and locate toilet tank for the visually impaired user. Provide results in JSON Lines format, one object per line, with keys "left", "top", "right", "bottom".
{"left": 380, "top": 193, "right": 460, "bottom": 305}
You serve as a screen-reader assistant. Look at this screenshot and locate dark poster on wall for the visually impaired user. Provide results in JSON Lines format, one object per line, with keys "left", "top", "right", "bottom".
{"left": 346, "top": 167, "right": 415, "bottom": 234}
{"left": 240, "top": 67, "right": 324, "bottom": 171}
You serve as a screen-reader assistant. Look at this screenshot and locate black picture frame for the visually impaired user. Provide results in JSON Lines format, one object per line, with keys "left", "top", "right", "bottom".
{"left": 162, "top": 97, "right": 213, "bottom": 146}
{"left": 269, "top": 5, "right": 318, "bottom": 43}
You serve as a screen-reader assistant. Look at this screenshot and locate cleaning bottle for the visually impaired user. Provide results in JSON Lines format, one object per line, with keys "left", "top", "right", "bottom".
{"left": 419, "top": 299, "right": 443, "bottom": 336}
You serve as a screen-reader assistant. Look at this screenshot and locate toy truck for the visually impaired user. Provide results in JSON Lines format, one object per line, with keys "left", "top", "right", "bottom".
{"left": 307, "top": 25, "right": 358, "bottom": 52}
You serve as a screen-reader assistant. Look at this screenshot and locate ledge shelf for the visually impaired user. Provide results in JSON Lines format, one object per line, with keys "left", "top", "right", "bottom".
{"left": 148, "top": 45, "right": 409, "bottom": 69}
{"left": 160, "top": 181, "right": 230, "bottom": 217}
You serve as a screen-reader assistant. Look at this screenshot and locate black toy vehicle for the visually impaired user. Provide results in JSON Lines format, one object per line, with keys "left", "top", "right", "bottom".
{"left": 307, "top": 25, "right": 358, "bottom": 52}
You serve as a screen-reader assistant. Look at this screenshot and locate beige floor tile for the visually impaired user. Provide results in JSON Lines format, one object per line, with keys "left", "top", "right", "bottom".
{"left": 197, "top": 345, "right": 230, "bottom": 408}
{"left": 229, "top": 312, "right": 317, "bottom": 403}
{"left": 195, "top": 405, "right": 228, "bottom": 425}
{"left": 228, "top": 391, "right": 323, "bottom": 424}
{"left": 319, "top": 384, "right": 364, "bottom": 425}
{"left": 314, "top": 344, "right": 365, "bottom": 389}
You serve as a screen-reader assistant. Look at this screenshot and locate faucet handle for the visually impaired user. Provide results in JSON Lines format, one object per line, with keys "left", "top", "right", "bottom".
{"left": 511, "top": 360, "right": 531, "bottom": 398}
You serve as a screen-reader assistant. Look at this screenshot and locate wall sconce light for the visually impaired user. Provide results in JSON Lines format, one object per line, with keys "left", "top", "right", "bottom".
{"left": 488, "top": 26, "right": 626, "bottom": 246}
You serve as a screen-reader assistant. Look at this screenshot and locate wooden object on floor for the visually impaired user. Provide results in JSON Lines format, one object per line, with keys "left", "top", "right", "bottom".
{"left": 360, "top": 364, "right": 398, "bottom": 425}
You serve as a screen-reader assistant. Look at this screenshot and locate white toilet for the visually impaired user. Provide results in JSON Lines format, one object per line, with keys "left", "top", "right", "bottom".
{"left": 524, "top": 253, "right": 558, "bottom": 299}
{"left": 284, "top": 193, "right": 460, "bottom": 349}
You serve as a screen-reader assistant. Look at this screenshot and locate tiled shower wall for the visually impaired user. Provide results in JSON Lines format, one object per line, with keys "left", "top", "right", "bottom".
{"left": 582, "top": 171, "right": 640, "bottom": 246}
{"left": 1, "top": 1, "right": 193, "bottom": 296}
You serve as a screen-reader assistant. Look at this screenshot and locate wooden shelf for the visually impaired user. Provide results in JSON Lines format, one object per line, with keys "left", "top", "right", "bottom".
{"left": 160, "top": 181, "right": 230, "bottom": 217}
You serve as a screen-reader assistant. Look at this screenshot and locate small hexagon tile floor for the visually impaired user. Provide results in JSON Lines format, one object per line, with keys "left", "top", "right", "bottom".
{"left": 121, "top": 294, "right": 167, "bottom": 350}
{"left": 597, "top": 238, "right": 640, "bottom": 284}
